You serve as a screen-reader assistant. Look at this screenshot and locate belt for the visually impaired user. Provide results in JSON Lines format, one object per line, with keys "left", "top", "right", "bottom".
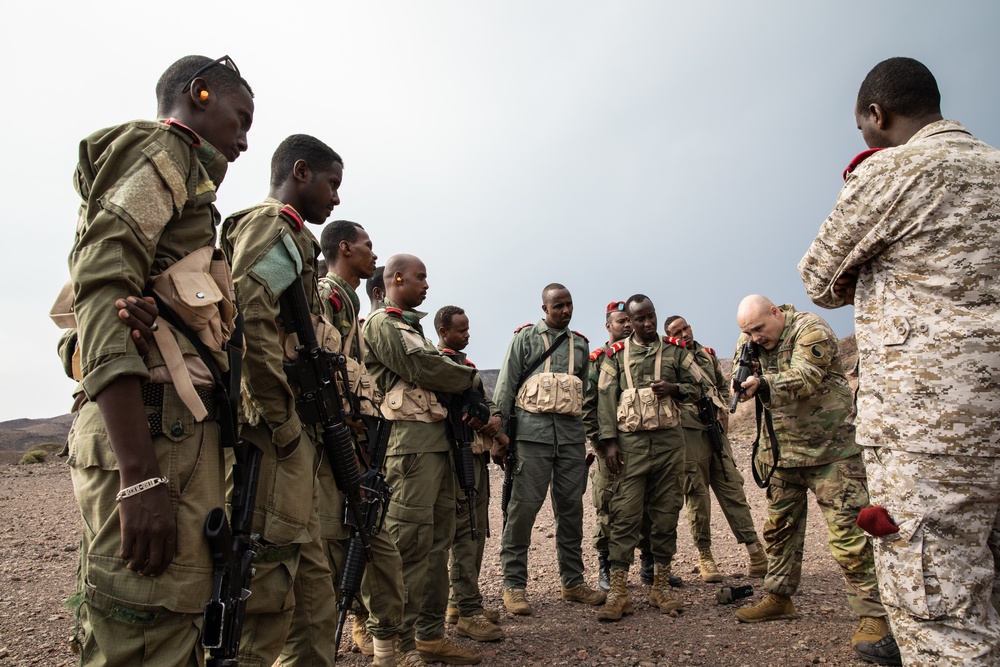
{"left": 141, "top": 383, "right": 218, "bottom": 436}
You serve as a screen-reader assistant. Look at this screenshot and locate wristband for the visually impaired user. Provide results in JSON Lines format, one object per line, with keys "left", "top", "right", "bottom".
{"left": 116, "top": 476, "right": 169, "bottom": 502}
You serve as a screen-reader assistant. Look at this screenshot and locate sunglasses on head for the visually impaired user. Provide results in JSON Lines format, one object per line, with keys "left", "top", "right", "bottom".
{"left": 181, "top": 55, "right": 240, "bottom": 93}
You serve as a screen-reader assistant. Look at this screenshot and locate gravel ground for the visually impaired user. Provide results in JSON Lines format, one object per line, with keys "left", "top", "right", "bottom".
{"left": 0, "top": 429, "right": 872, "bottom": 667}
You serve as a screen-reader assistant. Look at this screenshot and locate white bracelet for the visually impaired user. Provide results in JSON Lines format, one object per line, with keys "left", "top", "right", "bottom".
{"left": 116, "top": 476, "right": 169, "bottom": 502}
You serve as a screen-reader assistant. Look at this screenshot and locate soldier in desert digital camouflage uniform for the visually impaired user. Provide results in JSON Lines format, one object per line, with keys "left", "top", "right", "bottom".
{"left": 800, "top": 56, "right": 1000, "bottom": 667}
{"left": 731, "top": 296, "right": 896, "bottom": 665}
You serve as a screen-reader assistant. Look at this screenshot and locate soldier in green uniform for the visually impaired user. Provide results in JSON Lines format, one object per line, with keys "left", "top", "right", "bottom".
{"left": 731, "top": 295, "right": 896, "bottom": 664}
{"left": 436, "top": 305, "right": 505, "bottom": 643}
{"left": 495, "top": 283, "right": 607, "bottom": 616}
{"left": 363, "top": 254, "right": 486, "bottom": 666}
{"left": 584, "top": 301, "right": 632, "bottom": 592}
{"left": 60, "top": 55, "right": 253, "bottom": 666}
{"left": 366, "top": 265, "right": 386, "bottom": 315}
{"left": 220, "top": 134, "right": 344, "bottom": 667}
{"left": 595, "top": 295, "right": 699, "bottom": 621}
{"left": 279, "top": 220, "right": 408, "bottom": 666}
{"left": 663, "top": 315, "right": 766, "bottom": 582}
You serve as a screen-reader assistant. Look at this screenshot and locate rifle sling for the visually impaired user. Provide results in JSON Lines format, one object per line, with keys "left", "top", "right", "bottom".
{"left": 750, "top": 396, "right": 780, "bottom": 488}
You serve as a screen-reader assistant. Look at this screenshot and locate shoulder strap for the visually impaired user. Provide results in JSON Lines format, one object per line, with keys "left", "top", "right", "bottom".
{"left": 517, "top": 330, "right": 568, "bottom": 390}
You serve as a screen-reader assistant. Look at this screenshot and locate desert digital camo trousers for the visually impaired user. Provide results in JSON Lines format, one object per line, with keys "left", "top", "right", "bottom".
{"left": 448, "top": 453, "right": 491, "bottom": 617}
{"left": 682, "top": 426, "right": 758, "bottom": 549}
{"left": 763, "top": 454, "right": 884, "bottom": 618}
{"left": 591, "top": 454, "right": 612, "bottom": 554}
{"left": 863, "top": 447, "right": 1000, "bottom": 667}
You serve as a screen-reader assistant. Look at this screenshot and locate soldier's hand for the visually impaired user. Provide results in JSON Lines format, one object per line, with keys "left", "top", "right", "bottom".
{"left": 478, "top": 415, "right": 502, "bottom": 437}
{"left": 740, "top": 375, "right": 761, "bottom": 399}
{"left": 833, "top": 266, "right": 859, "bottom": 305}
{"left": 603, "top": 439, "right": 623, "bottom": 475}
{"left": 116, "top": 296, "right": 159, "bottom": 356}
{"left": 651, "top": 379, "right": 678, "bottom": 398}
{"left": 119, "top": 485, "right": 176, "bottom": 576}
{"left": 491, "top": 433, "right": 510, "bottom": 467}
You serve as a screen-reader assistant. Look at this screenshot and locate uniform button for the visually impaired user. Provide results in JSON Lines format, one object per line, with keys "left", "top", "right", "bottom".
{"left": 896, "top": 326, "right": 906, "bottom": 335}
{"left": 917, "top": 324, "right": 929, "bottom": 333}
{"left": 170, "top": 422, "right": 184, "bottom": 437}
{"left": 196, "top": 292, "right": 206, "bottom": 299}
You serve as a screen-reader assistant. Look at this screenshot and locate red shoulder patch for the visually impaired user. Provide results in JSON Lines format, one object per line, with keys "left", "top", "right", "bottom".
{"left": 279, "top": 205, "right": 304, "bottom": 231}
{"left": 664, "top": 336, "right": 686, "bottom": 348}
{"left": 589, "top": 348, "right": 604, "bottom": 362}
{"left": 608, "top": 341, "right": 625, "bottom": 356}
{"left": 327, "top": 291, "right": 343, "bottom": 313}
{"left": 514, "top": 322, "right": 533, "bottom": 333}
{"left": 464, "top": 359, "right": 477, "bottom": 368}
{"left": 385, "top": 307, "right": 404, "bottom": 318}
{"left": 163, "top": 118, "right": 201, "bottom": 147}
{"left": 843, "top": 148, "right": 884, "bottom": 181}
{"left": 572, "top": 330, "right": 590, "bottom": 343}
{"left": 704, "top": 346, "right": 717, "bottom": 356}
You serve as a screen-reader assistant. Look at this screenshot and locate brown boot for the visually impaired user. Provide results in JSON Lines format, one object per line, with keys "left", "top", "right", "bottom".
{"left": 698, "top": 547, "right": 724, "bottom": 583}
{"left": 561, "top": 582, "right": 607, "bottom": 605}
{"left": 353, "top": 612, "right": 374, "bottom": 656}
{"left": 415, "top": 636, "right": 482, "bottom": 665}
{"left": 597, "top": 568, "right": 634, "bottom": 622}
{"left": 503, "top": 588, "right": 532, "bottom": 615}
{"left": 735, "top": 592, "right": 799, "bottom": 623}
{"left": 747, "top": 543, "right": 768, "bottom": 579}
{"left": 445, "top": 606, "right": 459, "bottom": 625}
{"left": 648, "top": 563, "right": 683, "bottom": 613}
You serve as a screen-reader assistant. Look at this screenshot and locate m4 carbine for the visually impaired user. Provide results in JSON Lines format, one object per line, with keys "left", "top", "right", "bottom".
{"left": 730, "top": 341, "right": 758, "bottom": 413}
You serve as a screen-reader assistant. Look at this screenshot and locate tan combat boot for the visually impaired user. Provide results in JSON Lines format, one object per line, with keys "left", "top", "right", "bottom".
{"left": 503, "top": 588, "right": 532, "bottom": 615}
{"left": 747, "top": 542, "right": 768, "bottom": 579}
{"left": 415, "top": 636, "right": 482, "bottom": 665}
{"left": 561, "top": 582, "right": 607, "bottom": 605}
{"left": 698, "top": 547, "right": 724, "bottom": 583}
{"left": 648, "top": 563, "right": 683, "bottom": 613}
{"left": 373, "top": 636, "right": 402, "bottom": 667}
{"left": 353, "top": 612, "right": 374, "bottom": 656}
{"left": 597, "top": 568, "right": 634, "bottom": 621}
{"left": 445, "top": 606, "right": 459, "bottom": 625}
{"left": 456, "top": 614, "right": 504, "bottom": 642}
{"left": 735, "top": 592, "right": 799, "bottom": 623}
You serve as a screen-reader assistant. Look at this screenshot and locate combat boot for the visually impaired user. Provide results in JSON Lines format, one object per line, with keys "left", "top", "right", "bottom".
{"left": 415, "top": 636, "right": 482, "bottom": 665}
{"left": 747, "top": 542, "right": 768, "bottom": 578}
{"left": 852, "top": 617, "right": 901, "bottom": 665}
{"left": 562, "top": 582, "right": 607, "bottom": 605}
{"left": 639, "top": 549, "right": 654, "bottom": 585}
{"left": 373, "top": 636, "right": 404, "bottom": 667}
{"left": 503, "top": 588, "right": 532, "bottom": 615}
{"left": 648, "top": 563, "right": 683, "bottom": 613}
{"left": 598, "top": 551, "right": 611, "bottom": 592}
{"left": 735, "top": 592, "right": 799, "bottom": 623}
{"left": 597, "top": 568, "right": 633, "bottom": 621}
{"left": 456, "top": 614, "right": 504, "bottom": 642}
{"left": 445, "top": 606, "right": 459, "bottom": 625}
{"left": 698, "top": 547, "right": 724, "bottom": 583}
{"left": 353, "top": 612, "right": 374, "bottom": 656}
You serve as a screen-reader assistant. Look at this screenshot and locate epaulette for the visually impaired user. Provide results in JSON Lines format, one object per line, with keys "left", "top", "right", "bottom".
{"left": 279, "top": 204, "right": 304, "bottom": 231}
{"left": 385, "top": 307, "right": 404, "bottom": 319}
{"left": 163, "top": 118, "right": 202, "bottom": 147}
{"left": 704, "top": 346, "right": 717, "bottom": 356}
{"left": 607, "top": 341, "right": 626, "bottom": 356}
{"left": 664, "top": 336, "right": 686, "bottom": 348}
{"left": 573, "top": 330, "right": 590, "bottom": 343}
{"left": 465, "top": 359, "right": 476, "bottom": 368}
{"left": 327, "top": 290, "right": 343, "bottom": 314}
{"left": 514, "top": 322, "right": 533, "bottom": 333}
{"left": 589, "top": 348, "right": 604, "bottom": 362}
{"left": 842, "top": 147, "right": 885, "bottom": 181}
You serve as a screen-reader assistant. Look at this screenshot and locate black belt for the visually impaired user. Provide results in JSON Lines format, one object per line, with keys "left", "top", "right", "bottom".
{"left": 141, "top": 383, "right": 218, "bottom": 436}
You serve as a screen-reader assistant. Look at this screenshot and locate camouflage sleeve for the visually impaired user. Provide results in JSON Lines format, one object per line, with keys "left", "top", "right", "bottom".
{"left": 596, "top": 355, "right": 620, "bottom": 441}
{"left": 493, "top": 333, "right": 526, "bottom": 418}
{"left": 369, "top": 318, "right": 476, "bottom": 393}
{"left": 72, "top": 130, "right": 190, "bottom": 398}
{"left": 224, "top": 215, "right": 302, "bottom": 448}
{"left": 761, "top": 322, "right": 837, "bottom": 409}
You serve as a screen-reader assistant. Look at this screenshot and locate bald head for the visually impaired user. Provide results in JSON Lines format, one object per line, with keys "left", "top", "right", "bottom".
{"left": 386, "top": 253, "right": 428, "bottom": 309}
{"left": 736, "top": 295, "right": 784, "bottom": 351}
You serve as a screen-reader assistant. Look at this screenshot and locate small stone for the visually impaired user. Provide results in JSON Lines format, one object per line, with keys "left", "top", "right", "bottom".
{"left": 577, "top": 650, "right": 589, "bottom": 660}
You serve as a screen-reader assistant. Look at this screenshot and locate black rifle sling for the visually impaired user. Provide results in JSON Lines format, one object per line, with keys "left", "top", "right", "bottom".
{"left": 750, "top": 396, "right": 780, "bottom": 489}
{"left": 515, "top": 330, "right": 570, "bottom": 393}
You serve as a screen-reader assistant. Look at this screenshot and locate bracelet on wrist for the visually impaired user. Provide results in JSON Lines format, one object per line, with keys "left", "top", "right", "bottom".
{"left": 116, "top": 476, "right": 169, "bottom": 502}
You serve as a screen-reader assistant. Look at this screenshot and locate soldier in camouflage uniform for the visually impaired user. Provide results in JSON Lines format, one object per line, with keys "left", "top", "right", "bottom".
{"left": 494, "top": 283, "right": 607, "bottom": 615}
{"left": 595, "top": 295, "right": 699, "bottom": 621}
{"left": 279, "top": 220, "right": 408, "bottom": 667}
{"left": 363, "top": 254, "right": 486, "bottom": 666}
{"left": 663, "top": 315, "right": 766, "bottom": 583}
{"left": 800, "top": 57, "right": 1000, "bottom": 667}
{"left": 58, "top": 55, "right": 253, "bottom": 667}
{"left": 584, "top": 300, "right": 632, "bottom": 592}
{"left": 221, "top": 135, "right": 344, "bottom": 667}
{"left": 732, "top": 296, "right": 896, "bottom": 664}
{"left": 436, "top": 306, "right": 505, "bottom": 642}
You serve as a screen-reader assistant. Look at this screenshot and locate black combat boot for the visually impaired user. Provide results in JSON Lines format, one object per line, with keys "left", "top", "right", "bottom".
{"left": 639, "top": 550, "right": 654, "bottom": 585}
{"left": 598, "top": 552, "right": 610, "bottom": 592}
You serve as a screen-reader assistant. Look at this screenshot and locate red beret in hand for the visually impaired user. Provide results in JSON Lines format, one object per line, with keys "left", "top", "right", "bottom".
{"left": 857, "top": 506, "right": 899, "bottom": 537}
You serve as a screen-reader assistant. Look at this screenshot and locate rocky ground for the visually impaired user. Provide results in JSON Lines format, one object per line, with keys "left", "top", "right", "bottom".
{"left": 0, "top": 429, "right": 873, "bottom": 667}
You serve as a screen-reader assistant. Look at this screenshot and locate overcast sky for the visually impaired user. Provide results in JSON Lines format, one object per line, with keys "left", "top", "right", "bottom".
{"left": 2, "top": 1, "right": 999, "bottom": 422}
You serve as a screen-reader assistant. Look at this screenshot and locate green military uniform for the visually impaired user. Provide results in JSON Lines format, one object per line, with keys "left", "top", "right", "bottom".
{"left": 494, "top": 321, "right": 591, "bottom": 590}
{"left": 733, "top": 304, "right": 884, "bottom": 618}
{"left": 438, "top": 344, "right": 502, "bottom": 619}
{"left": 280, "top": 273, "right": 406, "bottom": 664}
{"left": 221, "top": 199, "right": 337, "bottom": 667}
{"left": 65, "top": 120, "right": 231, "bottom": 666}
{"left": 596, "top": 334, "right": 699, "bottom": 569}
{"left": 363, "top": 299, "right": 477, "bottom": 652}
{"left": 679, "top": 342, "right": 759, "bottom": 549}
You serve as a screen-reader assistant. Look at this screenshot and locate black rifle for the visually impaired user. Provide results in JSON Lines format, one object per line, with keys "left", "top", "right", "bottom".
{"left": 696, "top": 392, "right": 729, "bottom": 482}
{"left": 279, "top": 276, "right": 377, "bottom": 661}
{"left": 500, "top": 330, "right": 569, "bottom": 529}
{"left": 441, "top": 382, "right": 491, "bottom": 542}
{"left": 729, "top": 341, "right": 757, "bottom": 413}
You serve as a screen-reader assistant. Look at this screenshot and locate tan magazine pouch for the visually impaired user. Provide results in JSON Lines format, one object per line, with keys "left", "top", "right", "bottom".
{"left": 515, "top": 331, "right": 583, "bottom": 416}
{"left": 344, "top": 317, "right": 381, "bottom": 416}
{"left": 49, "top": 281, "right": 82, "bottom": 381}
{"left": 616, "top": 339, "right": 679, "bottom": 432}
{"left": 686, "top": 355, "right": 729, "bottom": 433}
{"left": 381, "top": 380, "right": 448, "bottom": 422}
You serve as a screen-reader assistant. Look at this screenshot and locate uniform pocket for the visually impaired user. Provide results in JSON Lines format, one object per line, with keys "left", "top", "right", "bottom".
{"left": 875, "top": 516, "right": 942, "bottom": 620}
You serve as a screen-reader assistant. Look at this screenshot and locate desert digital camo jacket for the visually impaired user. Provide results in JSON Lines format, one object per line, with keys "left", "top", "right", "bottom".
{"left": 799, "top": 119, "right": 1000, "bottom": 457}
{"left": 732, "top": 305, "right": 859, "bottom": 468}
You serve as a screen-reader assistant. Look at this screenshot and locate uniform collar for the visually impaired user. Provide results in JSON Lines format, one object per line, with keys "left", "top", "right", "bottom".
{"left": 383, "top": 297, "right": 426, "bottom": 325}
{"left": 907, "top": 118, "right": 970, "bottom": 144}
{"left": 323, "top": 271, "right": 361, "bottom": 314}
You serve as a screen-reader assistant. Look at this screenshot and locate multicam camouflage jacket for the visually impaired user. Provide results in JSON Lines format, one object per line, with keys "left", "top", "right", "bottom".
{"left": 732, "top": 305, "right": 859, "bottom": 468}
{"left": 799, "top": 120, "right": 1000, "bottom": 456}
